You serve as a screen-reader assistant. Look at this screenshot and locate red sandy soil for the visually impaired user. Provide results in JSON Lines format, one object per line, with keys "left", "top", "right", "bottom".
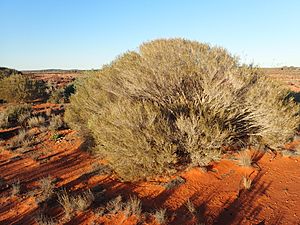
{"left": 1, "top": 70, "right": 300, "bottom": 225}
{"left": 22, "top": 70, "right": 85, "bottom": 88}
{"left": 263, "top": 67, "right": 300, "bottom": 92}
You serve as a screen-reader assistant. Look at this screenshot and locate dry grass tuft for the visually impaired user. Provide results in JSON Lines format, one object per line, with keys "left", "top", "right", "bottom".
{"left": 106, "top": 195, "right": 123, "bottom": 214}
{"left": 237, "top": 150, "right": 253, "bottom": 167}
{"left": 154, "top": 208, "right": 167, "bottom": 224}
{"left": 241, "top": 176, "right": 252, "bottom": 190}
{"left": 123, "top": 196, "right": 142, "bottom": 218}
{"left": 72, "top": 189, "right": 95, "bottom": 211}
{"left": 37, "top": 176, "right": 55, "bottom": 203}
{"left": 57, "top": 190, "right": 73, "bottom": 219}
{"left": 28, "top": 116, "right": 46, "bottom": 128}
{"left": 57, "top": 189, "right": 94, "bottom": 219}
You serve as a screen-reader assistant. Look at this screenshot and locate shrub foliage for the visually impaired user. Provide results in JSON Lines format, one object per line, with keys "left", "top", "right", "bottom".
{"left": 0, "top": 104, "right": 32, "bottom": 129}
{"left": 65, "top": 38, "right": 300, "bottom": 181}
{"left": 0, "top": 74, "right": 47, "bottom": 103}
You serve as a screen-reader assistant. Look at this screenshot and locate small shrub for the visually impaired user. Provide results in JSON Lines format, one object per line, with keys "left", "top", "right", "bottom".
{"left": 28, "top": 116, "right": 46, "bottom": 128}
{"left": 0, "top": 74, "right": 47, "bottom": 103}
{"left": 48, "top": 83, "right": 75, "bottom": 103}
{"left": 106, "top": 195, "right": 123, "bottom": 214}
{"left": 0, "top": 67, "right": 22, "bottom": 80}
{"left": 48, "top": 88, "right": 65, "bottom": 103}
{"left": 163, "top": 176, "right": 186, "bottom": 190}
{"left": 0, "top": 104, "right": 32, "bottom": 129}
{"left": 49, "top": 115, "right": 64, "bottom": 131}
{"left": 72, "top": 189, "right": 94, "bottom": 211}
{"left": 63, "top": 83, "right": 75, "bottom": 102}
{"left": 65, "top": 38, "right": 300, "bottom": 181}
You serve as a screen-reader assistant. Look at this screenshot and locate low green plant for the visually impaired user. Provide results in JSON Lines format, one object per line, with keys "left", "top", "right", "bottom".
{"left": 51, "top": 133, "right": 64, "bottom": 141}
{"left": 65, "top": 38, "right": 300, "bottom": 181}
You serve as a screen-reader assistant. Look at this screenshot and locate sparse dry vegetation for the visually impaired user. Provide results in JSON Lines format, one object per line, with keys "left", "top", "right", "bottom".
{"left": 37, "top": 176, "right": 55, "bottom": 203}
{"left": 57, "top": 189, "right": 94, "bottom": 219}
{"left": 35, "top": 214, "right": 56, "bottom": 225}
{"left": 123, "top": 196, "right": 142, "bottom": 218}
{"left": 7, "top": 129, "right": 35, "bottom": 150}
{"left": 65, "top": 38, "right": 300, "bottom": 181}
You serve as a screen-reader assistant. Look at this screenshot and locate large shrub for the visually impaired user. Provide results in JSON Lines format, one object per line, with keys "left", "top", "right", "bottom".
{"left": 0, "top": 74, "right": 47, "bottom": 103}
{"left": 65, "top": 39, "right": 300, "bottom": 181}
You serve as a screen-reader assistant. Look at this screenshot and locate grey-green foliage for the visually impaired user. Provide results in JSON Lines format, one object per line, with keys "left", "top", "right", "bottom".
{"left": 65, "top": 38, "right": 300, "bottom": 181}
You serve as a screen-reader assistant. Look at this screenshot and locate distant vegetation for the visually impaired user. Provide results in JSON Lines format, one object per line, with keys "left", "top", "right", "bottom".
{"left": 0, "top": 73, "right": 48, "bottom": 103}
{"left": 65, "top": 38, "right": 300, "bottom": 181}
{"left": 0, "top": 67, "right": 22, "bottom": 80}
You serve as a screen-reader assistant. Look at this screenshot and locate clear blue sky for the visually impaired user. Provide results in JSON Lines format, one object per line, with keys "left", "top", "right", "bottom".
{"left": 0, "top": 0, "right": 299, "bottom": 70}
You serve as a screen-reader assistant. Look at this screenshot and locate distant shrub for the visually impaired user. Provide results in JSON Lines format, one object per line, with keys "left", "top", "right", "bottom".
{"left": 0, "top": 104, "right": 32, "bottom": 129}
{"left": 0, "top": 74, "right": 47, "bottom": 103}
{"left": 65, "top": 38, "right": 300, "bottom": 181}
{"left": 0, "top": 67, "right": 22, "bottom": 80}
{"left": 48, "top": 88, "right": 65, "bottom": 103}
{"left": 48, "top": 83, "right": 75, "bottom": 103}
